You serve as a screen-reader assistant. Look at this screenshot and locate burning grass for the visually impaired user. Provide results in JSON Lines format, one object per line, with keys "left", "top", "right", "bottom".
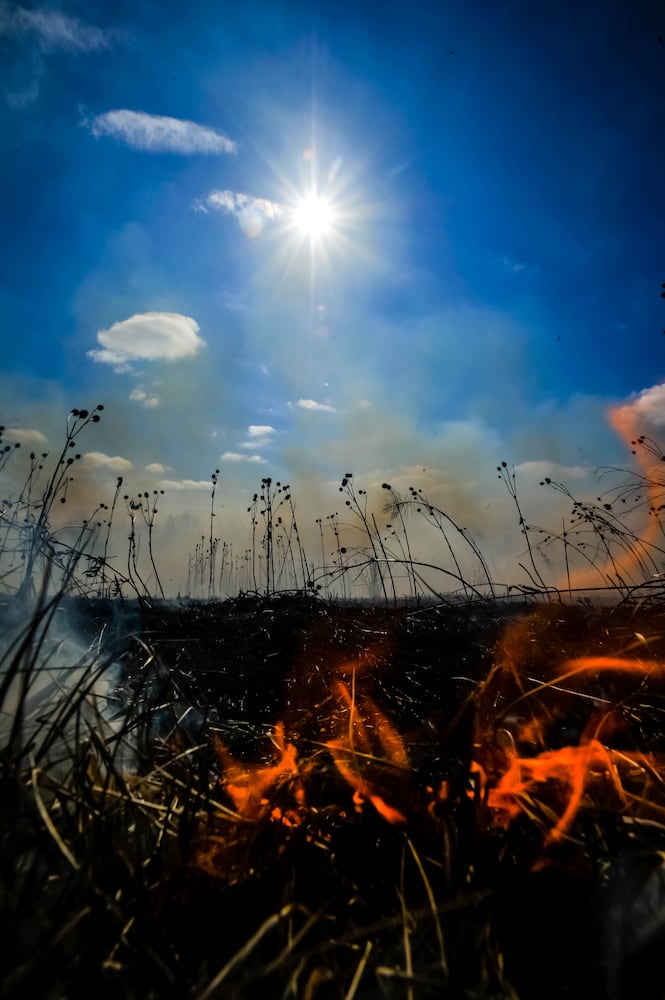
{"left": 3, "top": 593, "right": 665, "bottom": 999}
{"left": 3, "top": 410, "right": 665, "bottom": 998}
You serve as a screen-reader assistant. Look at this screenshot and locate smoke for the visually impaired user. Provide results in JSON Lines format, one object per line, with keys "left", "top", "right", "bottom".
{"left": 0, "top": 594, "right": 139, "bottom": 769}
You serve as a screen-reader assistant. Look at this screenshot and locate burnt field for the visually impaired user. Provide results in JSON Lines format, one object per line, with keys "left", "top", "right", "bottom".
{"left": 4, "top": 591, "right": 665, "bottom": 999}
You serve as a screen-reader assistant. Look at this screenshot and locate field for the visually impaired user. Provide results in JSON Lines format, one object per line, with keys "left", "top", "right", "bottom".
{"left": 3, "top": 411, "right": 665, "bottom": 999}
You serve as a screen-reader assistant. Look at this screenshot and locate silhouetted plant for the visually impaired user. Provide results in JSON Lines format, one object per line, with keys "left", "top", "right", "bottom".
{"left": 497, "top": 461, "right": 553, "bottom": 598}
{"left": 0, "top": 406, "right": 106, "bottom": 600}
{"left": 339, "top": 473, "right": 390, "bottom": 603}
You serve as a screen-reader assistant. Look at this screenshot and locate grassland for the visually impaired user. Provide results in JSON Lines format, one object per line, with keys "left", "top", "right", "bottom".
{"left": 2, "top": 409, "right": 665, "bottom": 999}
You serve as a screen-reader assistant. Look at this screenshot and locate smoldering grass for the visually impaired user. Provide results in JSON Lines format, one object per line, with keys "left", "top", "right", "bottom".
{"left": 6, "top": 408, "right": 665, "bottom": 997}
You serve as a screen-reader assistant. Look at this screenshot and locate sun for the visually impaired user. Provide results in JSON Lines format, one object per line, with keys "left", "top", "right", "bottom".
{"left": 292, "top": 193, "right": 335, "bottom": 241}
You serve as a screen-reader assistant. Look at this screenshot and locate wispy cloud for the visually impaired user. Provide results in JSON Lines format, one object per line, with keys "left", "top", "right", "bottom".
{"left": 158, "top": 479, "right": 213, "bottom": 491}
{"left": 196, "top": 189, "right": 283, "bottom": 237}
{"left": 296, "top": 399, "right": 336, "bottom": 413}
{"left": 88, "top": 313, "right": 205, "bottom": 366}
{"left": 515, "top": 460, "right": 589, "bottom": 481}
{"left": 201, "top": 190, "right": 282, "bottom": 217}
{"left": 220, "top": 451, "right": 266, "bottom": 464}
{"left": 81, "top": 452, "right": 134, "bottom": 473}
{"left": 500, "top": 253, "right": 539, "bottom": 276}
{"left": 0, "top": 3, "right": 123, "bottom": 51}
{"left": 130, "top": 387, "right": 160, "bottom": 408}
{"left": 87, "top": 110, "right": 236, "bottom": 154}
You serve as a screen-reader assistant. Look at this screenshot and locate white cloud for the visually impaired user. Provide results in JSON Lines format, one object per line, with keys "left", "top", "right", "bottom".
{"left": 220, "top": 451, "right": 266, "bottom": 464}
{"left": 158, "top": 479, "right": 212, "bottom": 491}
{"left": 239, "top": 425, "right": 276, "bottom": 450}
{"left": 3, "top": 427, "right": 48, "bottom": 445}
{"left": 197, "top": 189, "right": 283, "bottom": 237}
{"left": 296, "top": 399, "right": 336, "bottom": 412}
{"left": 0, "top": 4, "right": 122, "bottom": 51}
{"left": 88, "top": 313, "right": 205, "bottom": 365}
{"left": 247, "top": 424, "right": 276, "bottom": 438}
{"left": 129, "top": 387, "right": 160, "bottom": 408}
{"left": 202, "top": 190, "right": 282, "bottom": 218}
{"left": 145, "top": 462, "right": 172, "bottom": 475}
{"left": 88, "top": 110, "right": 236, "bottom": 154}
{"left": 514, "top": 460, "right": 589, "bottom": 481}
{"left": 81, "top": 451, "right": 133, "bottom": 472}
{"left": 616, "top": 383, "right": 665, "bottom": 429}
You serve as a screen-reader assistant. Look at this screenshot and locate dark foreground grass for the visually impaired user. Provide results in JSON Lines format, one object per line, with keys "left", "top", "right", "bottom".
{"left": 3, "top": 590, "right": 665, "bottom": 1000}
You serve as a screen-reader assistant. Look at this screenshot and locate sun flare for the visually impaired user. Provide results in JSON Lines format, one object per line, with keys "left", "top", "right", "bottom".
{"left": 292, "top": 193, "right": 335, "bottom": 241}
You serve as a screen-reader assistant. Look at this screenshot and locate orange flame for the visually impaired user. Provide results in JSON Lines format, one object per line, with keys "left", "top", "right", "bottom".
{"left": 326, "top": 676, "right": 409, "bottom": 825}
{"left": 215, "top": 721, "right": 303, "bottom": 819}
{"left": 487, "top": 738, "right": 625, "bottom": 846}
{"left": 475, "top": 607, "right": 665, "bottom": 849}
{"left": 196, "top": 601, "right": 665, "bottom": 885}
{"left": 559, "top": 655, "right": 663, "bottom": 677}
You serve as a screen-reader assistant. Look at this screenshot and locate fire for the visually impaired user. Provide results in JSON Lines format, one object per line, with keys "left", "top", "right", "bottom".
{"left": 211, "top": 678, "right": 411, "bottom": 829}
{"left": 486, "top": 738, "right": 625, "bottom": 846}
{"left": 194, "top": 721, "right": 308, "bottom": 880}
{"left": 215, "top": 721, "right": 304, "bottom": 820}
{"left": 193, "top": 599, "right": 665, "bottom": 886}
{"left": 559, "top": 655, "right": 663, "bottom": 677}
{"left": 326, "top": 676, "right": 409, "bottom": 825}
{"left": 194, "top": 655, "right": 413, "bottom": 879}
{"left": 473, "top": 607, "right": 665, "bottom": 853}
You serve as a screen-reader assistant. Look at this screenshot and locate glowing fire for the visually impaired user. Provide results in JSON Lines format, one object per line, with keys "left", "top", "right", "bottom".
{"left": 194, "top": 606, "right": 665, "bottom": 882}
{"left": 211, "top": 674, "right": 410, "bottom": 828}
{"left": 471, "top": 607, "right": 665, "bottom": 855}
{"left": 486, "top": 738, "right": 624, "bottom": 845}
{"left": 214, "top": 721, "right": 304, "bottom": 821}
{"left": 326, "top": 677, "right": 409, "bottom": 825}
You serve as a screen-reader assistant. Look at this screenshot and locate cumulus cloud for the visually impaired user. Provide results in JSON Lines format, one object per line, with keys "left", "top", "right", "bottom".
{"left": 87, "top": 110, "right": 236, "bottom": 154}
{"left": 296, "top": 399, "right": 336, "bottom": 412}
{"left": 0, "top": 3, "right": 122, "bottom": 51}
{"left": 81, "top": 451, "right": 133, "bottom": 473}
{"left": 130, "top": 387, "right": 160, "bottom": 408}
{"left": 614, "top": 383, "right": 665, "bottom": 429}
{"left": 239, "top": 425, "right": 276, "bottom": 449}
{"left": 145, "top": 462, "right": 172, "bottom": 475}
{"left": 220, "top": 451, "right": 266, "bottom": 464}
{"left": 3, "top": 427, "right": 48, "bottom": 445}
{"left": 88, "top": 313, "right": 205, "bottom": 366}
{"left": 247, "top": 424, "right": 276, "bottom": 438}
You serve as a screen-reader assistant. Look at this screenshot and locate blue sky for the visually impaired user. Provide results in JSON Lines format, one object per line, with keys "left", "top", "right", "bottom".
{"left": 2, "top": 0, "right": 665, "bottom": 594}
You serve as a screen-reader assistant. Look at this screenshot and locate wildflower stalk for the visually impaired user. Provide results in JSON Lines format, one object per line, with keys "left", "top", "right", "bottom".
{"left": 16, "top": 406, "right": 104, "bottom": 600}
